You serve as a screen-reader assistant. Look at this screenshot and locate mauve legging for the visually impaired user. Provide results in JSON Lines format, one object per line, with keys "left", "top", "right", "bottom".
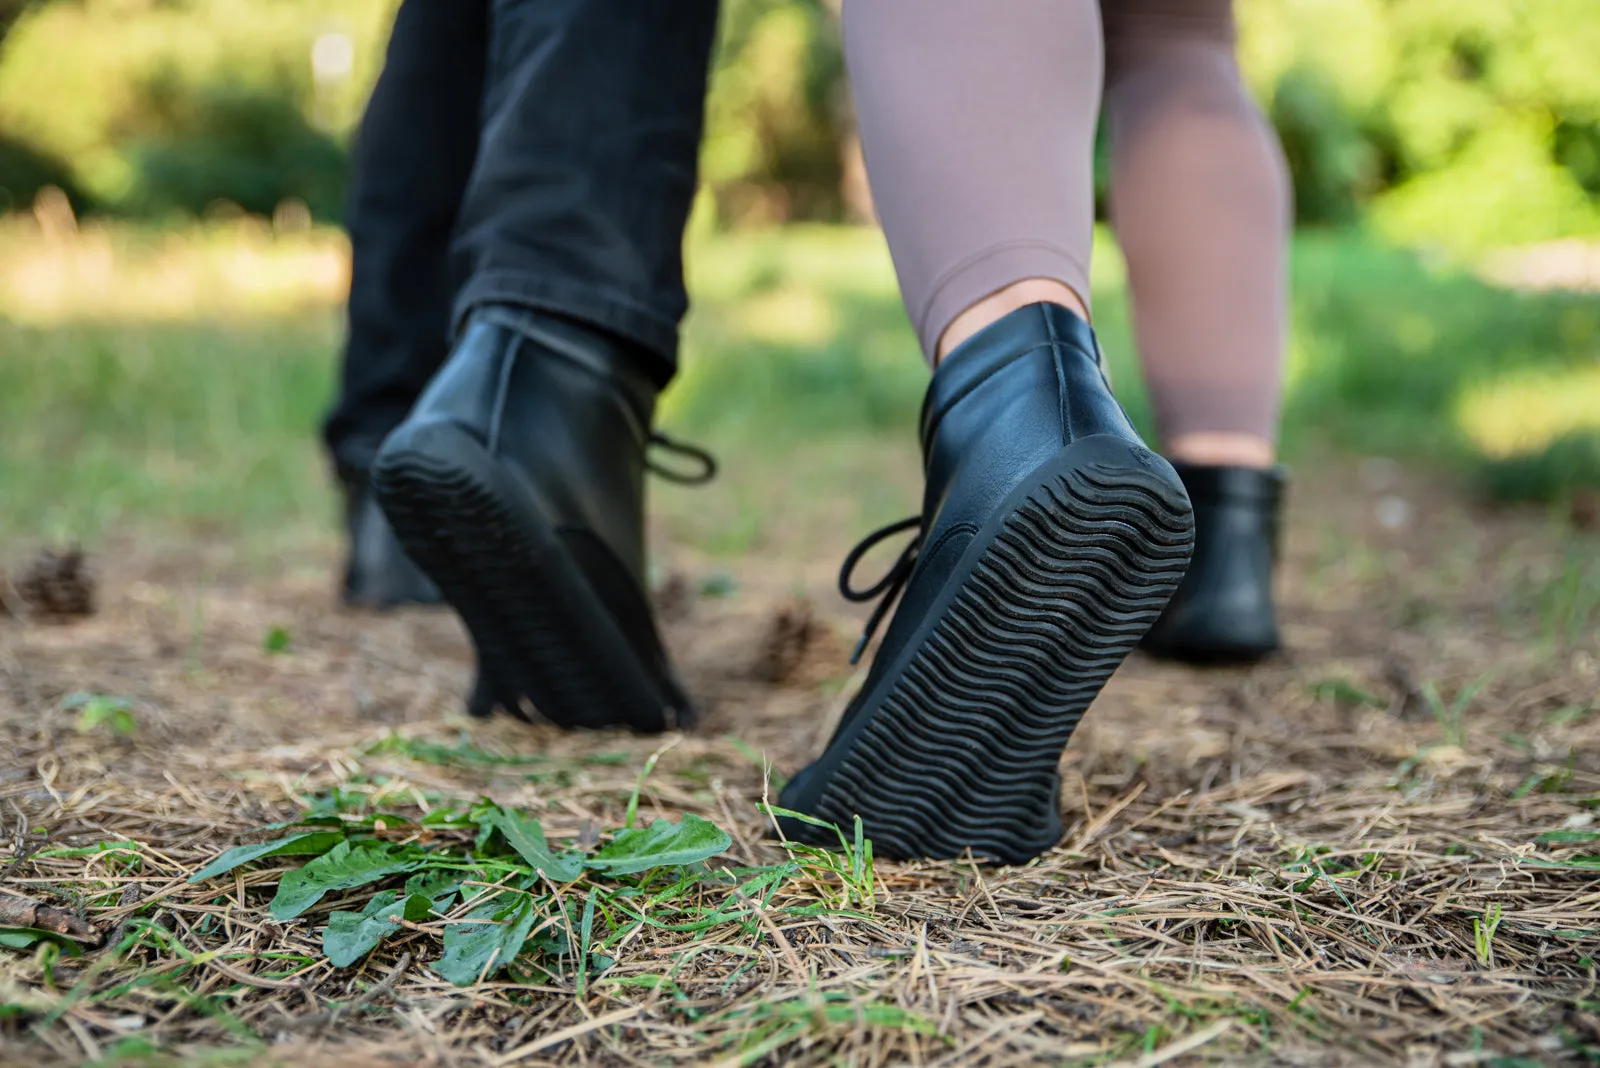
{"left": 845, "top": 0, "right": 1290, "bottom": 445}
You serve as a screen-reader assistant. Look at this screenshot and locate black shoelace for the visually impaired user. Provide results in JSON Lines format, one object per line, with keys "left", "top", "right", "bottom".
{"left": 646, "top": 431, "right": 718, "bottom": 485}
{"left": 649, "top": 440, "right": 916, "bottom": 663}
{"left": 838, "top": 515, "right": 922, "bottom": 664}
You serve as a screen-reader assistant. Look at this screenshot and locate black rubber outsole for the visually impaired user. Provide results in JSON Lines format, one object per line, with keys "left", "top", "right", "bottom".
{"left": 778, "top": 437, "right": 1194, "bottom": 865}
{"left": 371, "top": 420, "right": 688, "bottom": 733}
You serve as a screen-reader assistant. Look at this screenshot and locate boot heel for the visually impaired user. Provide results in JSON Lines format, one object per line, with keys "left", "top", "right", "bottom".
{"left": 375, "top": 420, "right": 693, "bottom": 732}
{"left": 783, "top": 440, "right": 1193, "bottom": 863}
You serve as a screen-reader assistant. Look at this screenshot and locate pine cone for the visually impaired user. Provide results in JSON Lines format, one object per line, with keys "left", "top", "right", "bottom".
{"left": 757, "top": 599, "right": 818, "bottom": 684}
{"left": 14, "top": 546, "right": 96, "bottom": 621}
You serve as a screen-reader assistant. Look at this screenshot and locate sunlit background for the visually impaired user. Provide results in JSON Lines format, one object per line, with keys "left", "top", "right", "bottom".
{"left": 2, "top": 0, "right": 1598, "bottom": 551}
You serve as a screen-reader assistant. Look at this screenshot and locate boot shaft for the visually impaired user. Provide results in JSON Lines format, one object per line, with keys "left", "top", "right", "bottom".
{"left": 919, "top": 302, "right": 1141, "bottom": 531}
{"left": 406, "top": 312, "right": 658, "bottom": 583}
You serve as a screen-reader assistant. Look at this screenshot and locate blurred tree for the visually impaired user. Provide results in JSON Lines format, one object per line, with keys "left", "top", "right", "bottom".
{"left": 0, "top": 0, "right": 85, "bottom": 211}
{"left": 1267, "top": 69, "right": 1383, "bottom": 226}
{"left": 121, "top": 81, "right": 347, "bottom": 221}
{"left": 0, "top": 133, "right": 91, "bottom": 215}
{"left": 1240, "top": 0, "right": 1600, "bottom": 251}
{"left": 0, "top": 0, "right": 390, "bottom": 214}
{"left": 701, "top": 0, "right": 849, "bottom": 225}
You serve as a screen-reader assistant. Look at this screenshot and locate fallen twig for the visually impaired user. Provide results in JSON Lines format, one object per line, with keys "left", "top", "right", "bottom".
{"left": 0, "top": 890, "right": 101, "bottom": 944}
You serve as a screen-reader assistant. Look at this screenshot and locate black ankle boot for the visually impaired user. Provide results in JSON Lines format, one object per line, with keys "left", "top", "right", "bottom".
{"left": 1141, "top": 464, "right": 1283, "bottom": 664}
{"left": 371, "top": 309, "right": 709, "bottom": 731}
{"left": 777, "top": 303, "right": 1194, "bottom": 864}
{"left": 335, "top": 456, "right": 442, "bottom": 610}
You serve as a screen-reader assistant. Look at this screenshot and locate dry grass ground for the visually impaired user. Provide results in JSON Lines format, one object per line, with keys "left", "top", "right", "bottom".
{"left": 2, "top": 215, "right": 1598, "bottom": 1065}
{"left": 2, "top": 457, "right": 1597, "bottom": 1067}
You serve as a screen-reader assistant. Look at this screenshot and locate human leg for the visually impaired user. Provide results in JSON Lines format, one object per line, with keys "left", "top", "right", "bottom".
{"left": 842, "top": 0, "right": 1102, "bottom": 361}
{"left": 1103, "top": 0, "right": 1291, "bottom": 661}
{"left": 1102, "top": 0, "right": 1288, "bottom": 463}
{"left": 324, "top": 0, "right": 489, "bottom": 608}
{"left": 373, "top": 0, "right": 720, "bottom": 728}
{"left": 446, "top": 0, "right": 719, "bottom": 376}
{"left": 778, "top": 0, "right": 1194, "bottom": 863}
{"left": 323, "top": 0, "right": 488, "bottom": 466}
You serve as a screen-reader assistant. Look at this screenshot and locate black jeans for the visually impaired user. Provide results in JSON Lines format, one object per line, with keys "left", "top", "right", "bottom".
{"left": 323, "top": 0, "right": 719, "bottom": 464}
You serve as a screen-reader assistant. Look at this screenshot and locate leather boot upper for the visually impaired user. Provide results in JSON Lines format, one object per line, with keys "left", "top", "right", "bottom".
{"left": 400, "top": 309, "right": 679, "bottom": 677}
{"left": 336, "top": 459, "right": 442, "bottom": 608}
{"left": 405, "top": 310, "right": 659, "bottom": 585}
{"left": 1141, "top": 463, "right": 1283, "bottom": 661}
{"left": 843, "top": 302, "right": 1149, "bottom": 724}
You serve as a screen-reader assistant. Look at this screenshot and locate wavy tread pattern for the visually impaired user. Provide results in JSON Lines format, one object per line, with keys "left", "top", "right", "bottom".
{"left": 373, "top": 438, "right": 675, "bottom": 733}
{"left": 805, "top": 462, "right": 1193, "bottom": 864}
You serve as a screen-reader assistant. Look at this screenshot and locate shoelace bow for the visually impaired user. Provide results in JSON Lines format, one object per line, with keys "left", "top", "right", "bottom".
{"left": 839, "top": 515, "right": 922, "bottom": 664}
{"left": 645, "top": 431, "right": 718, "bottom": 485}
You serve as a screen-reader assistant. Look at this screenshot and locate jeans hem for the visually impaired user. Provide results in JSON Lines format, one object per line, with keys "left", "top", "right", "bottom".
{"left": 453, "top": 271, "right": 681, "bottom": 378}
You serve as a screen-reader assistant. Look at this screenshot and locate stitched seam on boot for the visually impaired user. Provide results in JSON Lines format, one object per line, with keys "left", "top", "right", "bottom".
{"left": 920, "top": 522, "right": 981, "bottom": 568}
{"left": 487, "top": 333, "right": 523, "bottom": 454}
{"left": 1043, "top": 308, "right": 1073, "bottom": 446}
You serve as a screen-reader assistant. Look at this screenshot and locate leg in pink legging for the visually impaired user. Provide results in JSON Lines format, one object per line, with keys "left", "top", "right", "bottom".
{"left": 1104, "top": 0, "right": 1289, "bottom": 466}
{"left": 1103, "top": 0, "right": 1290, "bottom": 662}
{"left": 840, "top": 0, "right": 1286, "bottom": 661}
{"left": 842, "top": 0, "right": 1105, "bottom": 359}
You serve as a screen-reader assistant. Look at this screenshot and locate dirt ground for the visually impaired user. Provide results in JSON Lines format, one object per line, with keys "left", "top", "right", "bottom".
{"left": 1, "top": 459, "right": 1597, "bottom": 1066}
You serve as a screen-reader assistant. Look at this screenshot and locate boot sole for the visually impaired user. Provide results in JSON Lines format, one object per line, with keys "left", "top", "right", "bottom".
{"left": 779, "top": 436, "right": 1193, "bottom": 864}
{"left": 372, "top": 420, "right": 689, "bottom": 733}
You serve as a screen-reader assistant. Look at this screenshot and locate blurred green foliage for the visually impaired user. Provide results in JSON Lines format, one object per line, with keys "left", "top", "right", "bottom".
{"left": 701, "top": 0, "right": 848, "bottom": 227}
{"left": 0, "top": 0, "right": 389, "bottom": 218}
{"left": 1240, "top": 0, "right": 1600, "bottom": 250}
{"left": 121, "top": 82, "right": 347, "bottom": 221}
{"left": 0, "top": 0, "right": 1596, "bottom": 250}
{"left": 1476, "top": 432, "right": 1600, "bottom": 506}
{"left": 0, "top": 133, "right": 89, "bottom": 214}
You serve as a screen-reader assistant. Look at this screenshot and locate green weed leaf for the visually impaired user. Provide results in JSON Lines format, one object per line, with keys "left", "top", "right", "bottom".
{"left": 268, "top": 841, "right": 423, "bottom": 920}
{"left": 577, "top": 888, "right": 597, "bottom": 999}
{"left": 477, "top": 806, "right": 583, "bottom": 882}
{"left": 257, "top": 815, "right": 349, "bottom": 833}
{"left": 434, "top": 895, "right": 539, "bottom": 986}
{"left": 323, "top": 890, "right": 436, "bottom": 967}
{"left": 586, "top": 814, "right": 731, "bottom": 876}
{"left": 66, "top": 693, "right": 138, "bottom": 736}
{"left": 1536, "top": 830, "right": 1600, "bottom": 845}
{"left": 324, "top": 890, "right": 403, "bottom": 967}
{"left": 188, "top": 831, "right": 345, "bottom": 883}
{"left": 697, "top": 572, "right": 737, "bottom": 598}
{"left": 0, "top": 929, "right": 82, "bottom": 957}
{"left": 1310, "top": 679, "right": 1384, "bottom": 709}
{"left": 263, "top": 626, "right": 291, "bottom": 653}
{"left": 404, "top": 870, "right": 464, "bottom": 904}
